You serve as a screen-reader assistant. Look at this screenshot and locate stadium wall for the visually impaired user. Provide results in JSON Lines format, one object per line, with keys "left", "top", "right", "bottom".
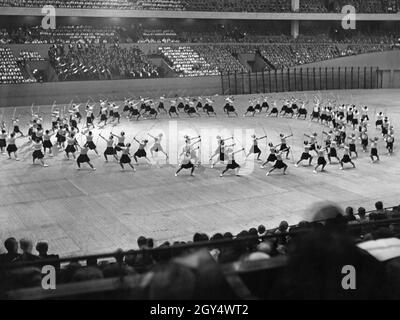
{"left": 0, "top": 76, "right": 222, "bottom": 107}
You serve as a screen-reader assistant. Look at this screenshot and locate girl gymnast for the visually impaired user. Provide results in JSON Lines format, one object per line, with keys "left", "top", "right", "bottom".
{"left": 175, "top": 150, "right": 196, "bottom": 177}
{"left": 148, "top": 133, "right": 168, "bottom": 160}
{"left": 266, "top": 150, "right": 288, "bottom": 176}
{"left": 76, "top": 143, "right": 96, "bottom": 171}
{"left": 313, "top": 146, "right": 327, "bottom": 174}
{"left": 99, "top": 134, "right": 119, "bottom": 162}
{"left": 31, "top": 139, "right": 48, "bottom": 167}
{"left": 220, "top": 147, "right": 244, "bottom": 177}
{"left": 118, "top": 143, "right": 136, "bottom": 171}
{"left": 295, "top": 141, "right": 313, "bottom": 167}
{"left": 370, "top": 137, "right": 380, "bottom": 162}
{"left": 340, "top": 144, "right": 356, "bottom": 170}
{"left": 133, "top": 138, "right": 151, "bottom": 164}
{"left": 6, "top": 132, "right": 19, "bottom": 160}
{"left": 65, "top": 133, "right": 78, "bottom": 160}
{"left": 246, "top": 134, "right": 267, "bottom": 161}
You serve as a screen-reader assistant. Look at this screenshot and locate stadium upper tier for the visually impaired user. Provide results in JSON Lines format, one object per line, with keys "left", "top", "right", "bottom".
{"left": 1, "top": 22, "right": 399, "bottom": 45}
{"left": 0, "top": 0, "right": 399, "bottom": 13}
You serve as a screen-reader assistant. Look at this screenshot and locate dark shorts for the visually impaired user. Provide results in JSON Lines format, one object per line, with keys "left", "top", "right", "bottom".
{"left": 341, "top": 154, "right": 351, "bottom": 163}
{"left": 6, "top": 144, "right": 17, "bottom": 153}
{"left": 87, "top": 141, "right": 96, "bottom": 150}
{"left": 247, "top": 106, "right": 255, "bottom": 112}
{"left": 267, "top": 154, "right": 277, "bottom": 162}
{"left": 65, "top": 145, "right": 76, "bottom": 153}
{"left": 301, "top": 152, "right": 312, "bottom": 160}
{"left": 274, "top": 160, "right": 286, "bottom": 169}
{"left": 317, "top": 157, "right": 327, "bottom": 166}
{"left": 104, "top": 147, "right": 116, "bottom": 155}
{"left": 371, "top": 148, "right": 378, "bottom": 156}
{"left": 33, "top": 150, "right": 44, "bottom": 160}
{"left": 329, "top": 148, "right": 337, "bottom": 157}
{"left": 43, "top": 140, "right": 52, "bottom": 149}
{"left": 349, "top": 144, "right": 356, "bottom": 152}
{"left": 251, "top": 146, "right": 261, "bottom": 154}
{"left": 181, "top": 162, "right": 194, "bottom": 169}
{"left": 227, "top": 160, "right": 240, "bottom": 170}
{"left": 361, "top": 139, "right": 368, "bottom": 147}
{"left": 77, "top": 154, "right": 90, "bottom": 163}
{"left": 0, "top": 139, "right": 6, "bottom": 148}
{"left": 134, "top": 149, "right": 146, "bottom": 158}
{"left": 120, "top": 154, "right": 131, "bottom": 164}
{"left": 130, "top": 109, "right": 139, "bottom": 116}
{"left": 280, "top": 144, "right": 288, "bottom": 151}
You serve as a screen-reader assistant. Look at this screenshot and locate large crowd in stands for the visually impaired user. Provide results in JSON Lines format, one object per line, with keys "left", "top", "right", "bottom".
{"left": 0, "top": 0, "right": 135, "bottom": 9}
{"left": 139, "top": 0, "right": 184, "bottom": 11}
{"left": 193, "top": 45, "right": 246, "bottom": 73}
{"left": 326, "top": 0, "right": 400, "bottom": 13}
{"left": 182, "top": 0, "right": 291, "bottom": 12}
{"left": 159, "top": 46, "right": 220, "bottom": 77}
{"left": 0, "top": 47, "right": 35, "bottom": 84}
{"left": 1, "top": 23, "right": 399, "bottom": 46}
{"left": 48, "top": 43, "right": 159, "bottom": 81}
{"left": 0, "top": 0, "right": 292, "bottom": 11}
{"left": 260, "top": 44, "right": 340, "bottom": 70}
{"left": 0, "top": 23, "right": 398, "bottom": 80}
{"left": 138, "top": 29, "right": 179, "bottom": 43}
{"left": 17, "top": 51, "right": 45, "bottom": 61}
{"left": 1, "top": 201, "right": 400, "bottom": 298}
{"left": 0, "top": 25, "right": 124, "bottom": 44}
{"left": 0, "top": 0, "right": 399, "bottom": 12}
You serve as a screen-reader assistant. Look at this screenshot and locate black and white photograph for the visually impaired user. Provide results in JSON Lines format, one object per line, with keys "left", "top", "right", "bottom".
{"left": 0, "top": 0, "right": 400, "bottom": 307}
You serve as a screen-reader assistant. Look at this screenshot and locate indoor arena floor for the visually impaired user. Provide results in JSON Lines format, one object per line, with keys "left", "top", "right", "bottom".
{"left": 1, "top": 89, "right": 400, "bottom": 257}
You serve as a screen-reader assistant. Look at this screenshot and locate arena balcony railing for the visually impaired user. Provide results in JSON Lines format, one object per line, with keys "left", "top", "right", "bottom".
{"left": 4, "top": 213, "right": 400, "bottom": 299}
{"left": 1, "top": 205, "right": 397, "bottom": 272}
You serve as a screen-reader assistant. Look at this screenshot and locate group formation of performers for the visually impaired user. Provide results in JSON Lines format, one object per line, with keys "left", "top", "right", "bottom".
{"left": 120, "top": 96, "right": 220, "bottom": 120}
{"left": 0, "top": 94, "right": 396, "bottom": 177}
